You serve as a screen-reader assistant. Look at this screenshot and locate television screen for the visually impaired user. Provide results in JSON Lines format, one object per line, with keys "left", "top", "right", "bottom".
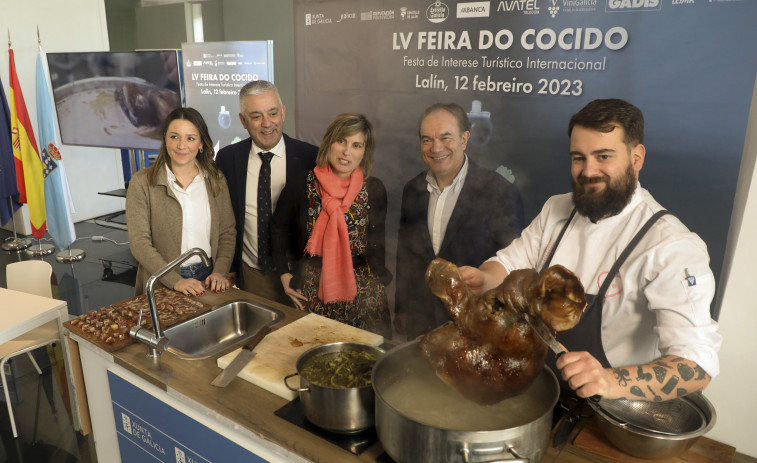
{"left": 47, "top": 51, "right": 182, "bottom": 150}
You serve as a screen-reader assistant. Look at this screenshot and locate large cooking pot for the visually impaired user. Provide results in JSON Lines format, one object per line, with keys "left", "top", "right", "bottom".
{"left": 284, "top": 341, "right": 384, "bottom": 434}
{"left": 373, "top": 340, "right": 558, "bottom": 463}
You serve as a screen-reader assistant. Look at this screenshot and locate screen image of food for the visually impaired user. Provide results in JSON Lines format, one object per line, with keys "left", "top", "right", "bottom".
{"left": 47, "top": 50, "right": 182, "bottom": 150}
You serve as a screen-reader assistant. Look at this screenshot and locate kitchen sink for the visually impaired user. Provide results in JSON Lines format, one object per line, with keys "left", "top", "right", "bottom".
{"left": 163, "top": 300, "right": 284, "bottom": 360}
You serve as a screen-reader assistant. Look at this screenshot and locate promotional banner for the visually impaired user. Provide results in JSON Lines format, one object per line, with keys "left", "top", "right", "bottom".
{"left": 294, "top": 0, "right": 757, "bottom": 311}
{"left": 182, "top": 41, "right": 273, "bottom": 152}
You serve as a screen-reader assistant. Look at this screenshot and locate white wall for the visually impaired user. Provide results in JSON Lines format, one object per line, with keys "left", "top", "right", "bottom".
{"left": 0, "top": 0, "right": 126, "bottom": 237}
{"left": 705, "top": 73, "right": 757, "bottom": 456}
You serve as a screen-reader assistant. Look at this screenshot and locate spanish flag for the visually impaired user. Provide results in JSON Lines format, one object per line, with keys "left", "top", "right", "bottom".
{"left": 9, "top": 48, "right": 46, "bottom": 238}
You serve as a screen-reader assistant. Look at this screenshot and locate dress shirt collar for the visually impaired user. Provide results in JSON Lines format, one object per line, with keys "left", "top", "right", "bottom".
{"left": 166, "top": 163, "right": 206, "bottom": 188}
{"left": 251, "top": 136, "right": 286, "bottom": 159}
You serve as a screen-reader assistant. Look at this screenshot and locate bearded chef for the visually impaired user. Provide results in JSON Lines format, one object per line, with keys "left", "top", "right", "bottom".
{"left": 462, "top": 99, "right": 721, "bottom": 401}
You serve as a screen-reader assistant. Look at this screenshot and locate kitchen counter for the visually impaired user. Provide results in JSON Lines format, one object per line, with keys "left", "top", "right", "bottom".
{"left": 71, "top": 287, "right": 388, "bottom": 462}
{"left": 68, "top": 287, "right": 746, "bottom": 463}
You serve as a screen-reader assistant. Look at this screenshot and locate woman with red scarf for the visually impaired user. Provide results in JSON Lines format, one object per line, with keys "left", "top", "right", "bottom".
{"left": 272, "top": 113, "right": 392, "bottom": 338}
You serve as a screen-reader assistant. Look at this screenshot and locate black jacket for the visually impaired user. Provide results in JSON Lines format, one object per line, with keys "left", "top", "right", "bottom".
{"left": 215, "top": 134, "right": 318, "bottom": 285}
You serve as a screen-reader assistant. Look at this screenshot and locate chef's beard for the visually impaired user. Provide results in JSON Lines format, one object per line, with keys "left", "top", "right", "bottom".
{"left": 572, "top": 164, "right": 637, "bottom": 223}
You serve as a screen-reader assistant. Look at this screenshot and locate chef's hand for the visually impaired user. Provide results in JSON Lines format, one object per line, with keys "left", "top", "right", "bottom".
{"left": 393, "top": 313, "right": 407, "bottom": 335}
{"left": 204, "top": 272, "right": 230, "bottom": 293}
{"left": 174, "top": 278, "right": 206, "bottom": 297}
{"left": 459, "top": 266, "right": 484, "bottom": 294}
{"left": 460, "top": 261, "right": 508, "bottom": 295}
{"left": 280, "top": 273, "right": 307, "bottom": 310}
{"left": 556, "top": 350, "right": 614, "bottom": 399}
{"left": 227, "top": 271, "right": 238, "bottom": 288}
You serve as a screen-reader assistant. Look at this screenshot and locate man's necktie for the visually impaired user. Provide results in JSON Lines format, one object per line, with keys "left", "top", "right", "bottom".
{"left": 257, "top": 151, "right": 274, "bottom": 271}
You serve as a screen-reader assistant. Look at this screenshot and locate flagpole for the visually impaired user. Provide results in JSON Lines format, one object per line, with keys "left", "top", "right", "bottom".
{"left": 0, "top": 198, "right": 31, "bottom": 252}
{"left": 27, "top": 27, "right": 55, "bottom": 257}
{"left": 35, "top": 27, "right": 85, "bottom": 264}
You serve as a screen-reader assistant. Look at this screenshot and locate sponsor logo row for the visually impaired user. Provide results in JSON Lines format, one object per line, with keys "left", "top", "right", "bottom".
{"left": 305, "top": 0, "right": 722, "bottom": 26}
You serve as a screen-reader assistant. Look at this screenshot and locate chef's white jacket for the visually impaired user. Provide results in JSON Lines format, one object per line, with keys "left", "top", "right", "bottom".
{"left": 490, "top": 185, "right": 722, "bottom": 378}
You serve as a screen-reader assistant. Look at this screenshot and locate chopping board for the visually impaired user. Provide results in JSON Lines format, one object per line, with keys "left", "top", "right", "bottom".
{"left": 216, "top": 313, "right": 384, "bottom": 400}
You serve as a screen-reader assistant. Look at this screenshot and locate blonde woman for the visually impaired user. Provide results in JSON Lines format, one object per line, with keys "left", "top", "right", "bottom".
{"left": 272, "top": 113, "right": 392, "bottom": 337}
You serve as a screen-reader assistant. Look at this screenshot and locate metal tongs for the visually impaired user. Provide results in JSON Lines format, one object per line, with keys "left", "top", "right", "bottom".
{"left": 524, "top": 313, "right": 601, "bottom": 404}
{"left": 524, "top": 314, "right": 602, "bottom": 446}
{"left": 524, "top": 313, "right": 566, "bottom": 358}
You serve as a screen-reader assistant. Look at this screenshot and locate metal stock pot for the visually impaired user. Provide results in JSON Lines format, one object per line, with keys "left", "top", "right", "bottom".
{"left": 372, "top": 340, "right": 558, "bottom": 463}
{"left": 284, "top": 341, "right": 384, "bottom": 433}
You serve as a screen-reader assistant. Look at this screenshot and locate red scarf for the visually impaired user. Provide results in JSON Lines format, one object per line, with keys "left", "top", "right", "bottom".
{"left": 305, "top": 165, "right": 364, "bottom": 302}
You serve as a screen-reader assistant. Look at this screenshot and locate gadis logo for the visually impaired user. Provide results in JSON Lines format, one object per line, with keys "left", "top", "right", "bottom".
{"left": 606, "top": 0, "right": 660, "bottom": 12}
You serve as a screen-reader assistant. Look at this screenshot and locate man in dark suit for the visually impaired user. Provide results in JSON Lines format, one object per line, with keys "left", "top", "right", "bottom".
{"left": 216, "top": 80, "right": 317, "bottom": 303}
{"left": 394, "top": 103, "right": 525, "bottom": 339}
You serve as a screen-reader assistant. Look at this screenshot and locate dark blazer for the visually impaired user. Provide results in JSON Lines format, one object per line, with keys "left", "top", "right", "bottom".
{"left": 215, "top": 134, "right": 318, "bottom": 285}
{"left": 395, "top": 159, "right": 525, "bottom": 339}
{"left": 272, "top": 171, "right": 392, "bottom": 287}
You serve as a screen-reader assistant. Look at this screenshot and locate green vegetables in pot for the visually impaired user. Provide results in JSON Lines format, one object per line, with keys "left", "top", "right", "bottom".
{"left": 301, "top": 350, "right": 379, "bottom": 388}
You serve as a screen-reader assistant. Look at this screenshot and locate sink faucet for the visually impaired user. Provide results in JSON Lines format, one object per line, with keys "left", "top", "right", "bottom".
{"left": 130, "top": 247, "right": 211, "bottom": 358}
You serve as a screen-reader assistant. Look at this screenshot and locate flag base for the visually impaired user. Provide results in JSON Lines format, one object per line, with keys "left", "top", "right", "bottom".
{"left": 1, "top": 238, "right": 32, "bottom": 252}
{"left": 55, "top": 249, "right": 86, "bottom": 264}
{"left": 26, "top": 243, "right": 56, "bottom": 257}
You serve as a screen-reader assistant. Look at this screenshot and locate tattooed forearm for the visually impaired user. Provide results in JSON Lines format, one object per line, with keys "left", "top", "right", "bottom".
{"left": 606, "top": 356, "right": 710, "bottom": 401}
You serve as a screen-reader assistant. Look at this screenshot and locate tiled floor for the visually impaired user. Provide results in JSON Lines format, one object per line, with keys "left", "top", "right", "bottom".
{"left": 1, "top": 217, "right": 138, "bottom": 463}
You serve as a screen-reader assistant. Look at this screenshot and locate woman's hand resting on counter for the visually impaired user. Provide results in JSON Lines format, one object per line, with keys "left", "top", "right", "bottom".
{"left": 281, "top": 273, "right": 307, "bottom": 310}
{"left": 174, "top": 278, "right": 207, "bottom": 296}
{"left": 205, "top": 272, "right": 230, "bottom": 293}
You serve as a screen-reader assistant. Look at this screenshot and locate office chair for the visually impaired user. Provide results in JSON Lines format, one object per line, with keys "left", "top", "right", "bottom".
{"left": 2, "top": 260, "right": 61, "bottom": 438}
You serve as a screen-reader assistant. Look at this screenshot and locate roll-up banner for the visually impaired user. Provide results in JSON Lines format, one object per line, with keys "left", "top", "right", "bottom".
{"left": 294, "top": 0, "right": 757, "bottom": 312}
{"left": 183, "top": 41, "right": 274, "bottom": 152}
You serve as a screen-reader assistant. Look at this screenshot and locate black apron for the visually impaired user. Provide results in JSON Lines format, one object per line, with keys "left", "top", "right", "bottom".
{"left": 540, "top": 209, "right": 670, "bottom": 393}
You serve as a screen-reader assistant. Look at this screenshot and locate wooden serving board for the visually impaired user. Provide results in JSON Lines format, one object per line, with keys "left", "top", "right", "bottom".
{"left": 64, "top": 288, "right": 210, "bottom": 352}
{"left": 216, "top": 313, "right": 384, "bottom": 400}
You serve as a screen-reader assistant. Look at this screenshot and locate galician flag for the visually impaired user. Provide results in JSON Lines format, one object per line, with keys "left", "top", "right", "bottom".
{"left": 0, "top": 76, "right": 21, "bottom": 226}
{"left": 37, "top": 51, "right": 76, "bottom": 250}
{"left": 9, "top": 48, "right": 46, "bottom": 238}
